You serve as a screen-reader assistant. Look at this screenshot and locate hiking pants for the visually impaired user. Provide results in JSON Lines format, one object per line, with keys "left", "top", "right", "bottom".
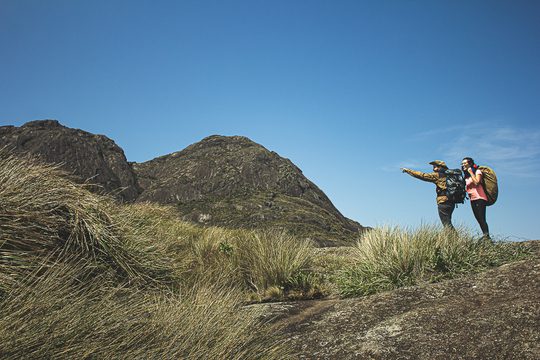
{"left": 471, "top": 199, "right": 489, "bottom": 237}
{"left": 438, "top": 201, "right": 455, "bottom": 229}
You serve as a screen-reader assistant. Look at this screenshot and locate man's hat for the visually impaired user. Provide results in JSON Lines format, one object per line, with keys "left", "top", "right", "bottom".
{"left": 429, "top": 160, "right": 447, "bottom": 168}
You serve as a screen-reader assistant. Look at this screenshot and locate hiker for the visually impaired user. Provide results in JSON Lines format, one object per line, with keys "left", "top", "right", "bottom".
{"left": 401, "top": 161, "right": 456, "bottom": 230}
{"left": 461, "top": 157, "right": 490, "bottom": 239}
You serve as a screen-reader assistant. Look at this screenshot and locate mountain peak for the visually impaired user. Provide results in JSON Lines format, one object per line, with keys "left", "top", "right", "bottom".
{"left": 185, "top": 134, "right": 264, "bottom": 152}
{"left": 134, "top": 134, "right": 365, "bottom": 244}
{"left": 22, "top": 119, "right": 63, "bottom": 128}
{"left": 0, "top": 120, "right": 140, "bottom": 202}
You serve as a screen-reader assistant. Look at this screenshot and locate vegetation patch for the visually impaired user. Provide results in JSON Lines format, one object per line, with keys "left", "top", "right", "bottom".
{"left": 0, "top": 263, "right": 284, "bottom": 359}
{"left": 337, "top": 226, "right": 530, "bottom": 297}
{"left": 0, "top": 151, "right": 288, "bottom": 358}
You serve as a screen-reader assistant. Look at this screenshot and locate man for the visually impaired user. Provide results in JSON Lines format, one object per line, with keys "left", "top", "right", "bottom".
{"left": 401, "top": 160, "right": 455, "bottom": 229}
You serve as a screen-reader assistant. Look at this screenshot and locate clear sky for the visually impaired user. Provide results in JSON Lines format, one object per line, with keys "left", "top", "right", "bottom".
{"left": 1, "top": 0, "right": 539, "bottom": 240}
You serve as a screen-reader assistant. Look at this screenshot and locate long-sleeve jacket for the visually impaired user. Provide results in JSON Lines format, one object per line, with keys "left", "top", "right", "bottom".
{"left": 404, "top": 169, "right": 448, "bottom": 204}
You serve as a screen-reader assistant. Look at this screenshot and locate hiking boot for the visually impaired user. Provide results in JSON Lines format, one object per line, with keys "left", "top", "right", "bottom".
{"left": 481, "top": 234, "right": 493, "bottom": 244}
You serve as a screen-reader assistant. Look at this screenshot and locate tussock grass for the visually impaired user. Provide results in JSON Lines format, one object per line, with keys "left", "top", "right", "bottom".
{"left": 0, "top": 150, "right": 177, "bottom": 291}
{"left": 0, "top": 262, "right": 285, "bottom": 359}
{"left": 234, "top": 230, "right": 314, "bottom": 296}
{"left": 0, "top": 150, "right": 289, "bottom": 357}
{"left": 338, "top": 225, "right": 528, "bottom": 297}
{"left": 117, "top": 203, "right": 319, "bottom": 298}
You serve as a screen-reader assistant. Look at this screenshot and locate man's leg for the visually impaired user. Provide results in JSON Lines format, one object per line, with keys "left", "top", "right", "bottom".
{"left": 438, "top": 202, "right": 455, "bottom": 229}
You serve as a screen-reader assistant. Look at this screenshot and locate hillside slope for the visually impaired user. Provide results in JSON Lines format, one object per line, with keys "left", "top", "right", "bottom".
{"left": 133, "top": 135, "right": 365, "bottom": 244}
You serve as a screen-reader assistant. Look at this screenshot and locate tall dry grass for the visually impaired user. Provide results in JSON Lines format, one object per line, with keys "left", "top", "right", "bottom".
{"left": 234, "top": 230, "right": 314, "bottom": 294}
{"left": 338, "top": 225, "right": 527, "bottom": 297}
{"left": 0, "top": 150, "right": 177, "bottom": 292}
{"left": 117, "top": 202, "right": 318, "bottom": 298}
{"left": 0, "top": 262, "right": 285, "bottom": 359}
{"left": 5, "top": 148, "right": 528, "bottom": 357}
{"left": 0, "top": 150, "right": 289, "bottom": 358}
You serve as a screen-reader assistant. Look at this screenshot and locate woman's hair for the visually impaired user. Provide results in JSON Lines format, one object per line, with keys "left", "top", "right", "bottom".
{"left": 462, "top": 157, "right": 477, "bottom": 178}
{"left": 463, "top": 157, "right": 475, "bottom": 166}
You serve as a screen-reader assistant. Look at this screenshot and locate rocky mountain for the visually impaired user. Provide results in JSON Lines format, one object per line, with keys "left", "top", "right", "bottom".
{"left": 133, "top": 135, "right": 365, "bottom": 244}
{"left": 0, "top": 120, "right": 366, "bottom": 244}
{"left": 0, "top": 120, "right": 140, "bottom": 202}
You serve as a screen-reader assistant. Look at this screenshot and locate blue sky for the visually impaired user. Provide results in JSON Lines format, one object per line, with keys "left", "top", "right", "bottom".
{"left": 1, "top": 0, "right": 539, "bottom": 240}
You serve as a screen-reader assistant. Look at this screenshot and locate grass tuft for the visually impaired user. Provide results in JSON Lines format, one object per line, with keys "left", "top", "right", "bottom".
{"left": 337, "top": 225, "right": 529, "bottom": 297}
{"left": 0, "top": 150, "right": 289, "bottom": 357}
{"left": 0, "top": 150, "right": 178, "bottom": 290}
{"left": 0, "top": 262, "right": 285, "bottom": 359}
{"left": 1, "top": 149, "right": 533, "bottom": 357}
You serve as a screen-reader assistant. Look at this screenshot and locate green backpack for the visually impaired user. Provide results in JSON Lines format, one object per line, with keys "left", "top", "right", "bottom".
{"left": 478, "top": 166, "right": 498, "bottom": 206}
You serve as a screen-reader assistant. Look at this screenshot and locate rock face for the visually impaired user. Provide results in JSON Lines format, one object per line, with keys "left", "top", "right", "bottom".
{"left": 260, "top": 241, "right": 540, "bottom": 359}
{"left": 0, "top": 120, "right": 366, "bottom": 244}
{"left": 133, "top": 135, "right": 365, "bottom": 245}
{"left": 0, "top": 120, "right": 140, "bottom": 202}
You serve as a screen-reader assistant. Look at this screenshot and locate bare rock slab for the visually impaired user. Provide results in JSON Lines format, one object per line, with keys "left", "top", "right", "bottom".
{"left": 262, "top": 243, "right": 540, "bottom": 359}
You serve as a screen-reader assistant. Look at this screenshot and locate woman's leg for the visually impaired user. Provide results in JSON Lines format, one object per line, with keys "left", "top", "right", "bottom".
{"left": 471, "top": 199, "right": 490, "bottom": 237}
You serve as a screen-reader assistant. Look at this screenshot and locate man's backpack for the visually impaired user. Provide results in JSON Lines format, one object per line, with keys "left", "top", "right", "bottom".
{"left": 444, "top": 169, "right": 466, "bottom": 204}
{"left": 478, "top": 165, "right": 498, "bottom": 206}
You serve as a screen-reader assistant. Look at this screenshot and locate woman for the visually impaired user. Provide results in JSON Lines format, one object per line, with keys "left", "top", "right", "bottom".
{"left": 461, "top": 157, "right": 490, "bottom": 239}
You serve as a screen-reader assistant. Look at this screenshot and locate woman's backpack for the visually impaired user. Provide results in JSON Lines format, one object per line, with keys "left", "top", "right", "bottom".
{"left": 478, "top": 166, "right": 498, "bottom": 206}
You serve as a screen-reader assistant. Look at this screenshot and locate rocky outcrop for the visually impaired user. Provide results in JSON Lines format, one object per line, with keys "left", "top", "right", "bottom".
{"left": 0, "top": 120, "right": 366, "bottom": 243}
{"left": 259, "top": 241, "right": 540, "bottom": 359}
{"left": 133, "top": 135, "right": 365, "bottom": 244}
{"left": 0, "top": 120, "right": 140, "bottom": 201}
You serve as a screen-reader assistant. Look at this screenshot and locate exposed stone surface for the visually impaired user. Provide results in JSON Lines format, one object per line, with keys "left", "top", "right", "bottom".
{"left": 258, "top": 241, "right": 540, "bottom": 359}
{"left": 0, "top": 120, "right": 140, "bottom": 201}
{"left": 133, "top": 135, "right": 365, "bottom": 245}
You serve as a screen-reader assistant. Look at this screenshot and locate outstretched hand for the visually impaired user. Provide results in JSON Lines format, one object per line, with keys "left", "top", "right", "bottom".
{"left": 401, "top": 168, "right": 408, "bottom": 173}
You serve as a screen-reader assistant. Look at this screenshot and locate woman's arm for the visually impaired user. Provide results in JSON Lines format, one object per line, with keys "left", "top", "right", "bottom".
{"left": 468, "top": 169, "right": 483, "bottom": 185}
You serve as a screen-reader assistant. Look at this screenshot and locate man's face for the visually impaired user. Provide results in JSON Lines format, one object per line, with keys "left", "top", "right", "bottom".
{"left": 433, "top": 165, "right": 440, "bottom": 172}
